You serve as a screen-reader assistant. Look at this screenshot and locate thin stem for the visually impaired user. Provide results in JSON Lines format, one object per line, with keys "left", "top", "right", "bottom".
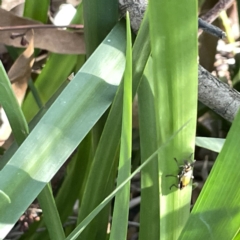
{"left": 0, "top": 24, "right": 84, "bottom": 31}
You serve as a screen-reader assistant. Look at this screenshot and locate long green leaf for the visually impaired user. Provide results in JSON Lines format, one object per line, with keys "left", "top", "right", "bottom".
{"left": 138, "top": 57, "right": 160, "bottom": 240}
{"left": 149, "top": 0, "right": 198, "bottom": 238}
{"left": 195, "top": 137, "right": 225, "bottom": 153}
{"left": 37, "top": 185, "right": 65, "bottom": 240}
{"left": 1, "top": 60, "right": 64, "bottom": 239}
{"left": 0, "top": 22, "right": 126, "bottom": 239}
{"left": 109, "top": 12, "right": 132, "bottom": 240}
{"left": 179, "top": 110, "right": 240, "bottom": 239}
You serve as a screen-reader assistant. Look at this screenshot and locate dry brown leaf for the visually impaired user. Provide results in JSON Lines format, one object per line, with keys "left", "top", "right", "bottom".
{"left": 0, "top": 7, "right": 85, "bottom": 54}
{"left": 1, "top": 0, "right": 24, "bottom": 11}
{"left": 0, "top": 30, "right": 34, "bottom": 146}
{"left": 9, "top": 30, "right": 34, "bottom": 104}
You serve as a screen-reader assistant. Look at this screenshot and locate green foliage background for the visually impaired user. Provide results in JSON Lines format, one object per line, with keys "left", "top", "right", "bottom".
{"left": 0, "top": 1, "right": 240, "bottom": 240}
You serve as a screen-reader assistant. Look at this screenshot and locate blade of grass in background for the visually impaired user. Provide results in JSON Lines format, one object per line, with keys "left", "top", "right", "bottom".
{"left": 195, "top": 137, "right": 225, "bottom": 153}
{"left": 83, "top": 0, "right": 118, "bottom": 57}
{"left": 24, "top": 0, "right": 49, "bottom": 23}
{"left": 235, "top": 232, "right": 240, "bottom": 240}
{"left": 109, "top": 12, "right": 132, "bottom": 240}
{"left": 179, "top": 110, "right": 240, "bottom": 239}
{"left": 0, "top": 22, "right": 126, "bottom": 239}
{"left": 37, "top": 184, "right": 65, "bottom": 240}
{"left": 138, "top": 57, "right": 160, "bottom": 240}
{"left": 149, "top": 0, "right": 198, "bottom": 239}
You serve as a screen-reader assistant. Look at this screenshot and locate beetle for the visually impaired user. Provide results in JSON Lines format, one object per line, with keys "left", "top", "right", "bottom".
{"left": 166, "top": 155, "right": 196, "bottom": 190}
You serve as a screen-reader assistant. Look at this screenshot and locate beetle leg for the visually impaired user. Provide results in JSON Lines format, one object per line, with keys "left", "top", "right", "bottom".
{"left": 174, "top": 158, "right": 179, "bottom": 166}
{"left": 177, "top": 172, "right": 184, "bottom": 179}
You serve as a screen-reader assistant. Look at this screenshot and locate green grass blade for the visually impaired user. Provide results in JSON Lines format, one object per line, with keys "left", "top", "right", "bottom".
{"left": 195, "top": 137, "right": 225, "bottom": 153}
{"left": 71, "top": 3, "right": 84, "bottom": 25}
{"left": 132, "top": 8, "right": 150, "bottom": 93}
{"left": 148, "top": 0, "right": 198, "bottom": 238}
{"left": 0, "top": 62, "right": 29, "bottom": 143}
{"left": 109, "top": 12, "right": 132, "bottom": 240}
{"left": 24, "top": 0, "right": 49, "bottom": 23}
{"left": 83, "top": 0, "right": 118, "bottom": 57}
{"left": 0, "top": 22, "right": 126, "bottom": 239}
{"left": 37, "top": 184, "right": 65, "bottom": 240}
{"left": 179, "top": 110, "right": 240, "bottom": 239}
{"left": 138, "top": 57, "right": 160, "bottom": 240}
{"left": 27, "top": 79, "right": 43, "bottom": 108}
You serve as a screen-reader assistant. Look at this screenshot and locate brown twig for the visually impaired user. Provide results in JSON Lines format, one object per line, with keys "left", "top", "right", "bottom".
{"left": 198, "top": 65, "right": 240, "bottom": 122}
{"left": 0, "top": 24, "right": 84, "bottom": 31}
{"left": 198, "top": 0, "right": 234, "bottom": 37}
{"left": 200, "top": 0, "right": 235, "bottom": 23}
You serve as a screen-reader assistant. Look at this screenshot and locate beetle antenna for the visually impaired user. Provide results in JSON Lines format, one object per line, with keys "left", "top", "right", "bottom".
{"left": 173, "top": 158, "right": 179, "bottom": 166}
{"left": 189, "top": 153, "right": 194, "bottom": 159}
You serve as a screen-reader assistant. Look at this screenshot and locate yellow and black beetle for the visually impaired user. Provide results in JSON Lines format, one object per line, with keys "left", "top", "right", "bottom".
{"left": 166, "top": 156, "right": 196, "bottom": 190}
